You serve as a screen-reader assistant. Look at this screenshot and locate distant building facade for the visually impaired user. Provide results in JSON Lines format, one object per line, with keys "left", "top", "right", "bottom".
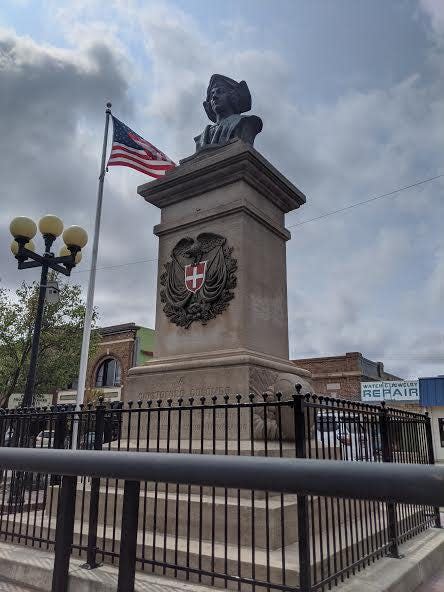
{"left": 292, "top": 351, "right": 402, "bottom": 400}
{"left": 57, "top": 323, "right": 154, "bottom": 405}
{"left": 419, "top": 376, "right": 444, "bottom": 464}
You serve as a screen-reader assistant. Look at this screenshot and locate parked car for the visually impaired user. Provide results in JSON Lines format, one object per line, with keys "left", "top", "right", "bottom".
{"left": 2, "top": 427, "right": 15, "bottom": 447}
{"left": 371, "top": 430, "right": 383, "bottom": 458}
{"left": 315, "top": 410, "right": 381, "bottom": 461}
{"left": 103, "top": 412, "right": 120, "bottom": 444}
{"left": 336, "top": 422, "right": 367, "bottom": 460}
{"left": 35, "top": 430, "right": 55, "bottom": 448}
{"left": 81, "top": 431, "right": 96, "bottom": 449}
{"left": 315, "top": 411, "right": 342, "bottom": 452}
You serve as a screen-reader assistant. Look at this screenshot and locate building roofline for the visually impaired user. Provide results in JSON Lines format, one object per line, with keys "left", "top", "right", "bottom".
{"left": 419, "top": 375, "right": 444, "bottom": 380}
{"left": 292, "top": 352, "right": 403, "bottom": 381}
{"left": 292, "top": 352, "right": 362, "bottom": 363}
{"left": 98, "top": 322, "right": 140, "bottom": 336}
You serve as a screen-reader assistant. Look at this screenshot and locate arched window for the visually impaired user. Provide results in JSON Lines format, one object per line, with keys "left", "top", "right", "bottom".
{"left": 95, "top": 358, "right": 121, "bottom": 387}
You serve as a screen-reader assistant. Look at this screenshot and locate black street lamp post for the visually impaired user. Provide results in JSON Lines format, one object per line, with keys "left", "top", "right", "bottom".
{"left": 10, "top": 215, "right": 88, "bottom": 408}
{"left": 8, "top": 215, "right": 88, "bottom": 506}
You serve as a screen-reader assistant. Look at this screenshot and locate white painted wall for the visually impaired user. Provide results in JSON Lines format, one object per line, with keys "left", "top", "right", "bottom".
{"left": 57, "top": 387, "right": 122, "bottom": 405}
{"left": 427, "top": 407, "right": 444, "bottom": 463}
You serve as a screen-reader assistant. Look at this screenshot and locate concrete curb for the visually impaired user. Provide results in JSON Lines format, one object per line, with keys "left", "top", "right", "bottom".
{"left": 0, "top": 541, "right": 215, "bottom": 592}
{"left": 334, "top": 527, "right": 444, "bottom": 592}
{"left": 0, "top": 527, "right": 444, "bottom": 592}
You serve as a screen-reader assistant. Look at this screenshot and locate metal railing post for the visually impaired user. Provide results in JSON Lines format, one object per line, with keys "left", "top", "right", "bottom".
{"left": 294, "top": 393, "right": 312, "bottom": 592}
{"left": 51, "top": 474, "right": 77, "bottom": 592}
{"left": 379, "top": 403, "right": 401, "bottom": 558}
{"left": 425, "top": 412, "right": 442, "bottom": 528}
{"left": 51, "top": 412, "right": 68, "bottom": 486}
{"left": 83, "top": 401, "right": 105, "bottom": 569}
{"left": 0, "top": 412, "right": 4, "bottom": 485}
{"left": 8, "top": 409, "right": 32, "bottom": 508}
{"left": 117, "top": 480, "right": 141, "bottom": 592}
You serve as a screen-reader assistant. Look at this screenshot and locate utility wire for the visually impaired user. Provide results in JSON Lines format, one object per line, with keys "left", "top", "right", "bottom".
{"left": 291, "top": 353, "right": 443, "bottom": 359}
{"left": 287, "top": 173, "right": 443, "bottom": 229}
{"left": 71, "top": 173, "right": 444, "bottom": 275}
{"left": 71, "top": 258, "right": 157, "bottom": 274}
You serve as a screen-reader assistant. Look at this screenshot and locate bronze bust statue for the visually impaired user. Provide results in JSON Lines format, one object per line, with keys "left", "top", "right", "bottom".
{"left": 194, "top": 74, "right": 263, "bottom": 153}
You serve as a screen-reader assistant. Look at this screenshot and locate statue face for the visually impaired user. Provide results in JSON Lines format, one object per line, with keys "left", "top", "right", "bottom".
{"left": 209, "top": 83, "right": 233, "bottom": 118}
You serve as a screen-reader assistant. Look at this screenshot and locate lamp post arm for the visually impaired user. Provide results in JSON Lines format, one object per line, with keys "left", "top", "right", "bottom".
{"left": 52, "top": 255, "right": 76, "bottom": 265}
{"left": 17, "top": 255, "right": 73, "bottom": 276}
{"left": 17, "top": 247, "right": 45, "bottom": 265}
{"left": 18, "top": 261, "right": 44, "bottom": 270}
{"left": 44, "top": 259, "right": 72, "bottom": 276}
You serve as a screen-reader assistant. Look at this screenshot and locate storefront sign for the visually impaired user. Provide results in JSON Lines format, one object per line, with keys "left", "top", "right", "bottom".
{"left": 361, "top": 380, "right": 419, "bottom": 402}
{"left": 8, "top": 393, "right": 53, "bottom": 409}
{"left": 57, "top": 388, "right": 122, "bottom": 405}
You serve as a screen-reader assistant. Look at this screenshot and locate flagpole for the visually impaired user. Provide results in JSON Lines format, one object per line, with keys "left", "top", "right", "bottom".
{"left": 72, "top": 102, "right": 112, "bottom": 450}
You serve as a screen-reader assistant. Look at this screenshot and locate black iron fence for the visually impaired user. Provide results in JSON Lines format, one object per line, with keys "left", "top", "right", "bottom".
{"left": 0, "top": 394, "right": 440, "bottom": 591}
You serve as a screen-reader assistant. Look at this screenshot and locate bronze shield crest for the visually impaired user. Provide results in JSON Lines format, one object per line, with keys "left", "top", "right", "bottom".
{"left": 160, "top": 233, "right": 237, "bottom": 328}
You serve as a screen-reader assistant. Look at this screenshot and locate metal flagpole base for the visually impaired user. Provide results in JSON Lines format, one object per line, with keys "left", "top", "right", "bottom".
{"left": 80, "top": 561, "right": 103, "bottom": 570}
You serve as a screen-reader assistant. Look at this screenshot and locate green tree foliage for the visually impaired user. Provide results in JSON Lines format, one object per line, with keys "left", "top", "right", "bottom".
{"left": 0, "top": 276, "right": 99, "bottom": 407}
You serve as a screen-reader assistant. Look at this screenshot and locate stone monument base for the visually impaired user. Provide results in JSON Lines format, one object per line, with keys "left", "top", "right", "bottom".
{"left": 125, "top": 348, "right": 312, "bottom": 441}
{"left": 126, "top": 348, "right": 310, "bottom": 402}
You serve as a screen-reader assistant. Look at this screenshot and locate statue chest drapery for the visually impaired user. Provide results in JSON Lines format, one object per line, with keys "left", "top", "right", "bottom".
{"left": 194, "top": 114, "right": 245, "bottom": 152}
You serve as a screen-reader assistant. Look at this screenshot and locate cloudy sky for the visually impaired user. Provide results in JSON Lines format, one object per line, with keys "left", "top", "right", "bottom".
{"left": 0, "top": 0, "right": 443, "bottom": 379}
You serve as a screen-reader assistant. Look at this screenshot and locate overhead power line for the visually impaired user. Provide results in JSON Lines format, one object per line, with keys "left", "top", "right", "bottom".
{"left": 291, "top": 353, "right": 443, "bottom": 359}
{"left": 287, "top": 173, "right": 443, "bottom": 229}
{"left": 71, "top": 258, "right": 157, "bottom": 274}
{"left": 72, "top": 173, "right": 443, "bottom": 275}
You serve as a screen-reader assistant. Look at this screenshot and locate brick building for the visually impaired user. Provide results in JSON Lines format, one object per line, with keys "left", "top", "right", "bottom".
{"left": 57, "top": 323, "right": 154, "bottom": 404}
{"left": 292, "top": 351, "right": 402, "bottom": 400}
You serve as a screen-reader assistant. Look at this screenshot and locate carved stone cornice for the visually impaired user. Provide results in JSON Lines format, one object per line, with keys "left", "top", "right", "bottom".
{"left": 153, "top": 197, "right": 291, "bottom": 241}
{"left": 138, "top": 140, "right": 306, "bottom": 213}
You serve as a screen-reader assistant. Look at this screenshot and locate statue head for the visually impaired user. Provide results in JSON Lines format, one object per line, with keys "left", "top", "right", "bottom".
{"left": 203, "top": 74, "right": 252, "bottom": 123}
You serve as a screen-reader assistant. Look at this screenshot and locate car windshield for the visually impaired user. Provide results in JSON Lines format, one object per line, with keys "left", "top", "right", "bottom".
{"left": 316, "top": 413, "right": 339, "bottom": 431}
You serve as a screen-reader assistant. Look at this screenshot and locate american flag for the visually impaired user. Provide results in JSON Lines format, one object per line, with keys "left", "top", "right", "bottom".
{"left": 107, "top": 116, "right": 175, "bottom": 178}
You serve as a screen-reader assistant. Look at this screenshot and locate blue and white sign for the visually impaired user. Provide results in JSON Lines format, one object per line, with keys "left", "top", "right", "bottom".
{"left": 361, "top": 380, "right": 419, "bottom": 402}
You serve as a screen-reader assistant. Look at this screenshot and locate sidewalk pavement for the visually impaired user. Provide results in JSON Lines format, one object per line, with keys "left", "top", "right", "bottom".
{"left": 0, "top": 581, "right": 37, "bottom": 591}
{"left": 414, "top": 567, "right": 444, "bottom": 592}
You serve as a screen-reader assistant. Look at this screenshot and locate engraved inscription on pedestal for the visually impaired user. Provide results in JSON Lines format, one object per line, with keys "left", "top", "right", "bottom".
{"left": 129, "top": 370, "right": 253, "bottom": 441}
{"left": 138, "top": 377, "right": 233, "bottom": 403}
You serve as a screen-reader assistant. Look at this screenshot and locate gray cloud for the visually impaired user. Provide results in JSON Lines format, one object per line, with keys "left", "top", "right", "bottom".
{"left": 1, "top": 1, "right": 444, "bottom": 381}
{"left": 0, "top": 27, "right": 159, "bottom": 329}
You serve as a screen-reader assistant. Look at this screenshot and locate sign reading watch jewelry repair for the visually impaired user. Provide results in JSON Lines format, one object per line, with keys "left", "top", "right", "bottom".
{"left": 361, "top": 380, "right": 419, "bottom": 402}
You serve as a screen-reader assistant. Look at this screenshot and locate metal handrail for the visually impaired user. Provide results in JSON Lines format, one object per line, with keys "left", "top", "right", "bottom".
{"left": 1, "top": 447, "right": 444, "bottom": 507}
{"left": 1, "top": 395, "right": 440, "bottom": 592}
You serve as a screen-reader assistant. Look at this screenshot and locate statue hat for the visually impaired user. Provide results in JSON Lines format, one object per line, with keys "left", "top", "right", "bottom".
{"left": 203, "top": 74, "right": 252, "bottom": 122}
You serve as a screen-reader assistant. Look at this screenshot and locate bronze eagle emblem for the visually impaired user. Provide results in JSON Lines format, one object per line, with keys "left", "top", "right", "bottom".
{"left": 160, "top": 233, "right": 237, "bottom": 329}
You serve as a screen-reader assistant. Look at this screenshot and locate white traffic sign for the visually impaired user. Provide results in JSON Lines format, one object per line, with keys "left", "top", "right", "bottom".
{"left": 45, "top": 280, "right": 60, "bottom": 304}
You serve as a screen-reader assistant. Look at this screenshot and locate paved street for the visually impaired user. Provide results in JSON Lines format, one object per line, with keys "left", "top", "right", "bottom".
{"left": 415, "top": 567, "right": 444, "bottom": 592}
{"left": 0, "top": 581, "right": 36, "bottom": 591}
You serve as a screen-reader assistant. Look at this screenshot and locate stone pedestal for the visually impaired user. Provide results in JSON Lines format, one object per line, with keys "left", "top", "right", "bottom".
{"left": 125, "top": 140, "right": 310, "bottom": 409}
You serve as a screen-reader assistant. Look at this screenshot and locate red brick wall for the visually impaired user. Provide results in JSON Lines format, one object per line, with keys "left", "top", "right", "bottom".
{"left": 295, "top": 351, "right": 403, "bottom": 401}
{"left": 292, "top": 352, "right": 361, "bottom": 400}
{"left": 293, "top": 352, "right": 403, "bottom": 401}
{"left": 86, "top": 329, "right": 136, "bottom": 400}
{"left": 308, "top": 375, "right": 362, "bottom": 400}
{"left": 294, "top": 352, "right": 361, "bottom": 375}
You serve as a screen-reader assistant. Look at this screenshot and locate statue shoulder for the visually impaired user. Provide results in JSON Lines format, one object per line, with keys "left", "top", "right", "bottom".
{"left": 194, "top": 124, "right": 211, "bottom": 144}
{"left": 236, "top": 114, "right": 263, "bottom": 144}
{"left": 239, "top": 114, "right": 263, "bottom": 130}
{"left": 193, "top": 114, "right": 263, "bottom": 154}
